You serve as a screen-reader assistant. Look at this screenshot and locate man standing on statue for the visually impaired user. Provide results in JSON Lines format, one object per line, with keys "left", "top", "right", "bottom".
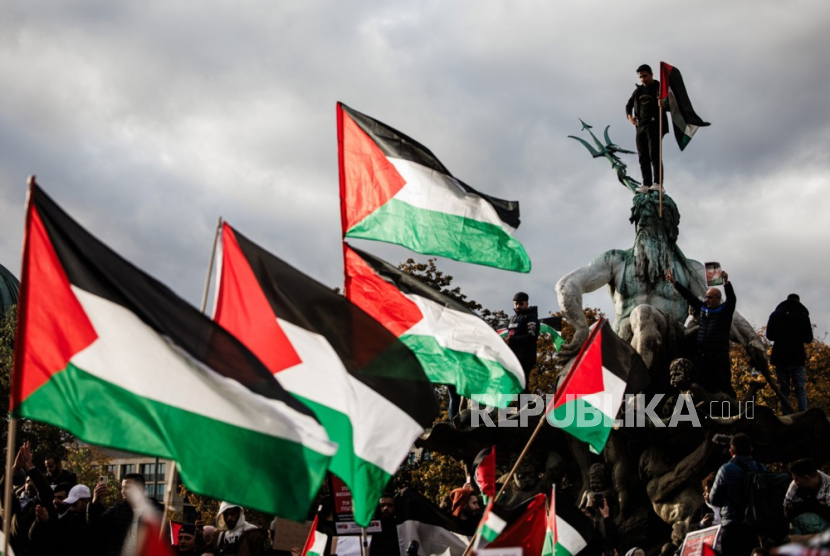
{"left": 666, "top": 268, "right": 737, "bottom": 398}
{"left": 626, "top": 64, "right": 668, "bottom": 194}
{"left": 506, "top": 292, "right": 539, "bottom": 391}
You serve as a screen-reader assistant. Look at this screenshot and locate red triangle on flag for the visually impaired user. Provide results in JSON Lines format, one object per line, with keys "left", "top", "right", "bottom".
{"left": 338, "top": 103, "right": 407, "bottom": 234}
{"left": 552, "top": 325, "right": 605, "bottom": 410}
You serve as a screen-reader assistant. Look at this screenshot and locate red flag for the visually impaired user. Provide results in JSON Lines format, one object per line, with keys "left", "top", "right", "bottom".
{"left": 169, "top": 521, "right": 183, "bottom": 545}
{"left": 474, "top": 447, "right": 497, "bottom": 503}
{"left": 486, "top": 494, "right": 547, "bottom": 554}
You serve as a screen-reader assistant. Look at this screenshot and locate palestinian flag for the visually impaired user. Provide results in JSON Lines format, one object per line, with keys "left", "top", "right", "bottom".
{"left": 474, "top": 501, "right": 507, "bottom": 549}
{"left": 301, "top": 515, "right": 328, "bottom": 556}
{"left": 338, "top": 102, "right": 531, "bottom": 273}
{"left": 542, "top": 488, "right": 597, "bottom": 556}
{"left": 486, "top": 494, "right": 548, "bottom": 555}
{"left": 474, "top": 446, "right": 497, "bottom": 505}
{"left": 395, "top": 489, "right": 472, "bottom": 556}
{"left": 659, "top": 62, "right": 710, "bottom": 151}
{"left": 498, "top": 317, "right": 565, "bottom": 352}
{"left": 12, "top": 184, "right": 336, "bottom": 520}
{"left": 214, "top": 224, "right": 438, "bottom": 526}
{"left": 545, "top": 319, "right": 649, "bottom": 454}
{"left": 343, "top": 244, "right": 524, "bottom": 407}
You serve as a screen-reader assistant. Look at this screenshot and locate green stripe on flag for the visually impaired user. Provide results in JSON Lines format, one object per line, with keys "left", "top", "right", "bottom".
{"left": 19, "top": 363, "right": 330, "bottom": 520}
{"left": 401, "top": 335, "right": 523, "bottom": 407}
{"left": 547, "top": 397, "right": 616, "bottom": 454}
{"left": 346, "top": 198, "right": 531, "bottom": 273}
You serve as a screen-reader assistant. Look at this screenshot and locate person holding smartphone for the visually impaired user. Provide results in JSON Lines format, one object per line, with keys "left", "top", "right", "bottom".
{"left": 666, "top": 268, "right": 737, "bottom": 398}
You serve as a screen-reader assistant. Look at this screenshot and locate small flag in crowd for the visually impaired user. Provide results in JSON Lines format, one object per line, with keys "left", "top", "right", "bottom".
{"left": 344, "top": 244, "right": 524, "bottom": 406}
{"left": 545, "top": 319, "right": 649, "bottom": 454}
{"left": 301, "top": 513, "right": 328, "bottom": 556}
{"left": 12, "top": 183, "right": 336, "bottom": 521}
{"left": 485, "top": 494, "right": 548, "bottom": 555}
{"left": 338, "top": 102, "right": 531, "bottom": 273}
{"left": 214, "top": 224, "right": 438, "bottom": 526}
{"left": 659, "top": 62, "right": 711, "bottom": 151}
{"left": 474, "top": 501, "right": 508, "bottom": 550}
{"left": 474, "top": 447, "right": 497, "bottom": 505}
{"left": 498, "top": 317, "right": 565, "bottom": 352}
{"left": 542, "top": 488, "right": 597, "bottom": 556}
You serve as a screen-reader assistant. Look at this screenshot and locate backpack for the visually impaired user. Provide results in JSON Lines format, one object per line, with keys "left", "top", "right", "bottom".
{"left": 742, "top": 469, "right": 791, "bottom": 542}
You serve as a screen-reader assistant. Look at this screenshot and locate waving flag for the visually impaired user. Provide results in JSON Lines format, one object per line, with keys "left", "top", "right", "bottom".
{"left": 485, "top": 494, "right": 548, "bottom": 554}
{"left": 474, "top": 446, "right": 497, "bottom": 505}
{"left": 214, "top": 224, "right": 437, "bottom": 526}
{"left": 543, "top": 488, "right": 597, "bottom": 556}
{"left": 12, "top": 184, "right": 335, "bottom": 520}
{"left": 301, "top": 514, "right": 328, "bottom": 556}
{"left": 545, "top": 319, "right": 649, "bottom": 454}
{"left": 344, "top": 244, "right": 524, "bottom": 406}
{"left": 660, "top": 62, "right": 711, "bottom": 151}
{"left": 338, "top": 102, "right": 531, "bottom": 272}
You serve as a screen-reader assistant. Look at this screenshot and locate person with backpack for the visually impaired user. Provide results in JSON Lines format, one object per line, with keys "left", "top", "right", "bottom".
{"left": 709, "top": 433, "right": 765, "bottom": 556}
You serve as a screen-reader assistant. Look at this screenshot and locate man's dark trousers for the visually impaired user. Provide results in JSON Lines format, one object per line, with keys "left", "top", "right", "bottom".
{"left": 636, "top": 123, "right": 662, "bottom": 186}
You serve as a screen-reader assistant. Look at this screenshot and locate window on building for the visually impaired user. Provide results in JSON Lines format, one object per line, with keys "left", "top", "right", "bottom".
{"left": 141, "top": 463, "right": 156, "bottom": 482}
{"left": 121, "top": 464, "right": 136, "bottom": 478}
{"left": 155, "top": 483, "right": 166, "bottom": 499}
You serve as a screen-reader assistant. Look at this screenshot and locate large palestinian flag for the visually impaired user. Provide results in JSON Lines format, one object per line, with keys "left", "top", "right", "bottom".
{"left": 338, "top": 102, "right": 531, "bottom": 273}
{"left": 12, "top": 184, "right": 336, "bottom": 520}
{"left": 213, "top": 224, "right": 438, "bottom": 526}
{"left": 545, "top": 319, "right": 649, "bottom": 454}
{"left": 659, "top": 62, "right": 710, "bottom": 151}
{"left": 343, "top": 244, "right": 524, "bottom": 406}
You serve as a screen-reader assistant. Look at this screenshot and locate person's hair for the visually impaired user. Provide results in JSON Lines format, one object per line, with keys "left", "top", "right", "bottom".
{"left": 751, "top": 548, "right": 771, "bottom": 556}
{"left": 701, "top": 471, "right": 717, "bottom": 491}
{"left": 513, "top": 292, "right": 529, "bottom": 303}
{"left": 636, "top": 64, "right": 653, "bottom": 75}
{"left": 790, "top": 458, "right": 819, "bottom": 477}
{"left": 787, "top": 293, "right": 800, "bottom": 302}
{"left": 379, "top": 492, "right": 395, "bottom": 501}
{"left": 730, "top": 433, "right": 752, "bottom": 456}
{"left": 54, "top": 482, "right": 72, "bottom": 495}
{"left": 122, "top": 473, "right": 146, "bottom": 487}
{"left": 46, "top": 455, "right": 62, "bottom": 465}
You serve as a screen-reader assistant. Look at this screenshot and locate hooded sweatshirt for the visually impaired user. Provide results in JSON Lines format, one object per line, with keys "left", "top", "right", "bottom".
{"left": 212, "top": 502, "right": 265, "bottom": 556}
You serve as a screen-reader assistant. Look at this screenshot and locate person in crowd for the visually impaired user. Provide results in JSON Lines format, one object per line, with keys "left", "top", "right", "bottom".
{"left": 2, "top": 441, "right": 55, "bottom": 556}
{"left": 624, "top": 548, "right": 645, "bottom": 556}
{"left": 506, "top": 292, "right": 540, "bottom": 390}
{"left": 586, "top": 495, "right": 618, "bottom": 553}
{"left": 371, "top": 493, "right": 400, "bottom": 556}
{"left": 625, "top": 63, "right": 668, "bottom": 193}
{"left": 784, "top": 459, "right": 830, "bottom": 523}
{"left": 666, "top": 268, "right": 737, "bottom": 398}
{"left": 448, "top": 486, "right": 481, "bottom": 536}
{"left": 750, "top": 549, "right": 771, "bottom": 556}
{"left": 766, "top": 293, "right": 813, "bottom": 412}
{"left": 709, "top": 433, "right": 765, "bottom": 556}
{"left": 690, "top": 472, "right": 720, "bottom": 532}
{"left": 44, "top": 454, "right": 77, "bottom": 487}
{"left": 205, "top": 501, "right": 266, "bottom": 556}
{"left": 89, "top": 472, "right": 147, "bottom": 556}
{"left": 176, "top": 522, "right": 205, "bottom": 555}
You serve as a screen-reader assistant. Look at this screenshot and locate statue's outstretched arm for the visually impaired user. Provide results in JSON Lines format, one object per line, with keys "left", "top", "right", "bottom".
{"left": 654, "top": 434, "right": 714, "bottom": 501}
{"left": 555, "top": 252, "right": 620, "bottom": 356}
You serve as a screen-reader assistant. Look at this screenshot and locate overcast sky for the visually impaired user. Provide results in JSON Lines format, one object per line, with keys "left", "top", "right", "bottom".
{"left": 2, "top": 1, "right": 828, "bottom": 339}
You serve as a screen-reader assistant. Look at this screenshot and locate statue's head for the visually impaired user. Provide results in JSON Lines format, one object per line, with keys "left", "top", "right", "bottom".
{"left": 588, "top": 463, "right": 610, "bottom": 491}
{"left": 669, "top": 358, "right": 694, "bottom": 389}
{"left": 629, "top": 193, "right": 681, "bottom": 285}
{"left": 639, "top": 448, "right": 669, "bottom": 480}
{"left": 512, "top": 451, "right": 544, "bottom": 491}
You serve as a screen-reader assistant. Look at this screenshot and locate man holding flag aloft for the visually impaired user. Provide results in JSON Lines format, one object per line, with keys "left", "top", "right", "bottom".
{"left": 626, "top": 64, "right": 669, "bottom": 194}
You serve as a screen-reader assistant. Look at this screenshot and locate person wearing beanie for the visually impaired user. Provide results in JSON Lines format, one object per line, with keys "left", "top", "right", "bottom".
{"left": 625, "top": 63, "right": 669, "bottom": 194}
{"left": 506, "top": 292, "right": 540, "bottom": 390}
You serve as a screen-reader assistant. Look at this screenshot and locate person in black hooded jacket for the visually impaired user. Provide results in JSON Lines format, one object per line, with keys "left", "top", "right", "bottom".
{"left": 506, "top": 292, "right": 539, "bottom": 390}
{"left": 767, "top": 294, "right": 813, "bottom": 411}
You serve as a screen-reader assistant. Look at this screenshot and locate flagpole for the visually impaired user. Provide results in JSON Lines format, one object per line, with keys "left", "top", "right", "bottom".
{"left": 461, "top": 411, "right": 550, "bottom": 556}
{"left": 360, "top": 527, "right": 368, "bottom": 556}
{"left": 201, "top": 216, "right": 223, "bottom": 314}
{"left": 658, "top": 95, "right": 664, "bottom": 219}
{"left": 3, "top": 417, "right": 17, "bottom": 556}
{"left": 160, "top": 462, "right": 179, "bottom": 540}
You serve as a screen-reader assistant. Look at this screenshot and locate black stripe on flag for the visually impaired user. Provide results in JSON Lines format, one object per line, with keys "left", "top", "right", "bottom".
{"left": 348, "top": 245, "right": 474, "bottom": 315}
{"left": 230, "top": 226, "right": 439, "bottom": 427}
{"left": 598, "top": 320, "right": 650, "bottom": 394}
{"left": 31, "top": 186, "right": 315, "bottom": 417}
{"left": 338, "top": 102, "right": 522, "bottom": 230}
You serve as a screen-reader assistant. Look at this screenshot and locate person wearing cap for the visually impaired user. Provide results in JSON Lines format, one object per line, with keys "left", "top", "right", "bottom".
{"left": 177, "top": 522, "right": 206, "bottom": 555}
{"left": 625, "top": 64, "right": 669, "bottom": 194}
{"left": 506, "top": 292, "right": 540, "bottom": 389}
{"left": 31, "top": 483, "right": 94, "bottom": 556}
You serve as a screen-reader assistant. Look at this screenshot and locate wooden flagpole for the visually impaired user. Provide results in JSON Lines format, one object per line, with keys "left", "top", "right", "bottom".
{"left": 3, "top": 417, "right": 17, "bottom": 556}
{"left": 658, "top": 94, "right": 664, "bottom": 219}
{"left": 159, "top": 216, "right": 222, "bottom": 539}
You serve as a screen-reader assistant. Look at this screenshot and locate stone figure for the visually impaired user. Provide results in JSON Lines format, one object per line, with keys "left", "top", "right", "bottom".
{"left": 499, "top": 449, "right": 565, "bottom": 508}
{"left": 555, "top": 193, "right": 774, "bottom": 395}
{"left": 639, "top": 435, "right": 715, "bottom": 544}
{"left": 667, "top": 358, "right": 764, "bottom": 419}
{"left": 579, "top": 463, "right": 618, "bottom": 516}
